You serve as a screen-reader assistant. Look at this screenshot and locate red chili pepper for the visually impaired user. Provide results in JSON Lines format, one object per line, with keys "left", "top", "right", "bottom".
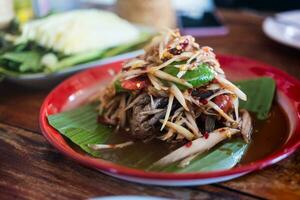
{"left": 204, "top": 131, "right": 209, "bottom": 139}
{"left": 200, "top": 99, "right": 208, "bottom": 105}
{"left": 121, "top": 77, "right": 149, "bottom": 90}
{"left": 185, "top": 141, "right": 193, "bottom": 148}
{"left": 212, "top": 78, "right": 219, "bottom": 84}
{"left": 213, "top": 94, "right": 233, "bottom": 113}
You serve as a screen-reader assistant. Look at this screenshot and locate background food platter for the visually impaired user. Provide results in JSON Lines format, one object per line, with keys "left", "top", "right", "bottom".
{"left": 1, "top": 23, "right": 155, "bottom": 88}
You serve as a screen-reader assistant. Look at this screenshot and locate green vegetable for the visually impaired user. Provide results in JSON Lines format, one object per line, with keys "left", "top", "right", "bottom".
{"left": 47, "top": 49, "right": 104, "bottom": 72}
{"left": 49, "top": 33, "right": 152, "bottom": 72}
{"left": 163, "top": 63, "right": 215, "bottom": 89}
{"left": 114, "top": 79, "right": 126, "bottom": 93}
{"left": 47, "top": 77, "right": 276, "bottom": 172}
{"left": 102, "top": 43, "right": 136, "bottom": 58}
{"left": 1, "top": 51, "right": 42, "bottom": 72}
{"left": 0, "top": 31, "right": 153, "bottom": 75}
{"left": 0, "top": 66, "right": 22, "bottom": 76}
{"left": 0, "top": 74, "right": 4, "bottom": 82}
{"left": 235, "top": 77, "right": 276, "bottom": 120}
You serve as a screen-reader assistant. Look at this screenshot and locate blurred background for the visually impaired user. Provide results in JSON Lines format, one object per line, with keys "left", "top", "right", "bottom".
{"left": 1, "top": 0, "right": 300, "bottom": 88}
{"left": 2, "top": 0, "right": 300, "bottom": 28}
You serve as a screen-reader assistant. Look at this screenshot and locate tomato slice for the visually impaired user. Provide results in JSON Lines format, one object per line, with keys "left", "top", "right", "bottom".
{"left": 213, "top": 94, "right": 233, "bottom": 113}
{"left": 121, "top": 77, "right": 149, "bottom": 90}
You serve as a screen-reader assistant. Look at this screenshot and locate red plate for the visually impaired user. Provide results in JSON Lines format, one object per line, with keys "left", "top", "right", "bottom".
{"left": 40, "top": 55, "right": 300, "bottom": 186}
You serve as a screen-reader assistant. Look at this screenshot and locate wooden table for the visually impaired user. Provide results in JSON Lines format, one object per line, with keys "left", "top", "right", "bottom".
{"left": 1, "top": 9, "right": 300, "bottom": 200}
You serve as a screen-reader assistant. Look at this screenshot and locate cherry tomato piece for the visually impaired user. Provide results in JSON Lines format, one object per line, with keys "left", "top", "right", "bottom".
{"left": 213, "top": 94, "right": 233, "bottom": 113}
{"left": 121, "top": 77, "right": 149, "bottom": 90}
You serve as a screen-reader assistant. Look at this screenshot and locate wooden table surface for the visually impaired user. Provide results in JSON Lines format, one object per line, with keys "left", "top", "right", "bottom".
{"left": 1, "top": 9, "right": 300, "bottom": 200}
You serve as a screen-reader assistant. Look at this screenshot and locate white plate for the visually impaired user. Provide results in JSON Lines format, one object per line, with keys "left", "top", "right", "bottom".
{"left": 263, "top": 10, "right": 300, "bottom": 49}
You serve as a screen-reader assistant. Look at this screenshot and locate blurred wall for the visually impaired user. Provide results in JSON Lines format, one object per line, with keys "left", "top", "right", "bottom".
{"left": 215, "top": 0, "right": 300, "bottom": 11}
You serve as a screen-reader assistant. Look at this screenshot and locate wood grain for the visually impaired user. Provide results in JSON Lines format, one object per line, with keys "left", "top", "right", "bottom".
{"left": 0, "top": 123, "right": 257, "bottom": 200}
{"left": 220, "top": 151, "right": 300, "bottom": 199}
{"left": 0, "top": 9, "right": 300, "bottom": 200}
{"left": 0, "top": 83, "right": 49, "bottom": 132}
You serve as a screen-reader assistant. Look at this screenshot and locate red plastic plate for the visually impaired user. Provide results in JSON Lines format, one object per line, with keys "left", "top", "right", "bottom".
{"left": 40, "top": 55, "right": 300, "bottom": 185}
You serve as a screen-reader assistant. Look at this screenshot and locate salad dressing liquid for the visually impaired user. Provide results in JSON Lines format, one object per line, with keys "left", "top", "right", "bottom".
{"left": 240, "top": 103, "right": 289, "bottom": 164}
{"left": 86, "top": 103, "right": 289, "bottom": 170}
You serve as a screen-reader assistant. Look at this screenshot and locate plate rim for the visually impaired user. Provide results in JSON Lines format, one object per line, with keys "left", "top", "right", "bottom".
{"left": 39, "top": 54, "right": 300, "bottom": 181}
{"left": 262, "top": 13, "right": 300, "bottom": 50}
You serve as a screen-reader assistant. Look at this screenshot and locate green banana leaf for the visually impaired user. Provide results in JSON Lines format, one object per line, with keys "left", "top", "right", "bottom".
{"left": 149, "top": 138, "right": 247, "bottom": 172}
{"left": 235, "top": 77, "right": 276, "bottom": 120}
{"left": 47, "top": 77, "right": 276, "bottom": 172}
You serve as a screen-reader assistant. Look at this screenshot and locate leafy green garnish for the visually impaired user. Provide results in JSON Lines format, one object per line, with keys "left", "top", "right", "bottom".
{"left": 47, "top": 77, "right": 276, "bottom": 172}
{"left": 163, "top": 63, "right": 215, "bottom": 89}
{"left": 114, "top": 79, "right": 127, "bottom": 93}
{"left": 1, "top": 51, "right": 42, "bottom": 72}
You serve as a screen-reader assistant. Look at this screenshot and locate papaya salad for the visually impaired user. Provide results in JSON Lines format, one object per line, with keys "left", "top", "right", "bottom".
{"left": 95, "top": 29, "right": 253, "bottom": 167}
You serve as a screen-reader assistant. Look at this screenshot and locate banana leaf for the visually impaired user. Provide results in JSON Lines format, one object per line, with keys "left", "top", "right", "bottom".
{"left": 149, "top": 138, "right": 247, "bottom": 172}
{"left": 47, "top": 77, "right": 276, "bottom": 172}
{"left": 235, "top": 77, "right": 276, "bottom": 120}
